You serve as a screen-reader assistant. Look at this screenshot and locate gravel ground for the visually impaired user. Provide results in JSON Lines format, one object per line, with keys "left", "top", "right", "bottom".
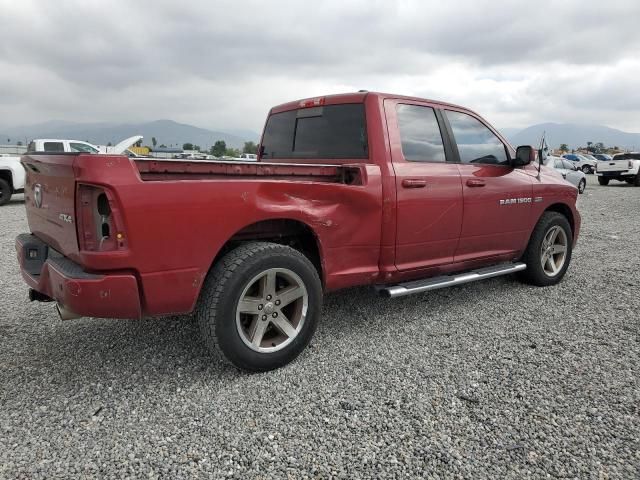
{"left": 1, "top": 177, "right": 639, "bottom": 479}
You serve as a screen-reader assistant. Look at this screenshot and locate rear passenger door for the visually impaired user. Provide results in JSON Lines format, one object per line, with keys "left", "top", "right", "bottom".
{"left": 384, "top": 100, "right": 463, "bottom": 271}
{"left": 442, "top": 109, "right": 533, "bottom": 262}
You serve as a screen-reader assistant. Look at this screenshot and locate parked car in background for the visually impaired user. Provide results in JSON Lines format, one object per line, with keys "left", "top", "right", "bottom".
{"left": 545, "top": 156, "right": 586, "bottom": 193}
{"left": 593, "top": 154, "right": 613, "bottom": 161}
{"left": 562, "top": 153, "right": 597, "bottom": 174}
{"left": 28, "top": 136, "right": 143, "bottom": 157}
{"left": 236, "top": 153, "right": 258, "bottom": 161}
{"left": 595, "top": 152, "right": 640, "bottom": 186}
{"left": 0, "top": 153, "right": 26, "bottom": 205}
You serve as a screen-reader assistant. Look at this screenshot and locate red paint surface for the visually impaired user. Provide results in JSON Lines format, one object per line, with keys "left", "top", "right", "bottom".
{"left": 17, "top": 92, "right": 580, "bottom": 319}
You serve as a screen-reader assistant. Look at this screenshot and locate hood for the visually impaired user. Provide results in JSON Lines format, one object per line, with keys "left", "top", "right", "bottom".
{"left": 111, "top": 135, "right": 143, "bottom": 154}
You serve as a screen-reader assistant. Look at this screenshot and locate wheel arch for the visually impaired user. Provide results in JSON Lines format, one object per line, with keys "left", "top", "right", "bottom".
{"left": 542, "top": 203, "right": 575, "bottom": 236}
{"left": 0, "top": 169, "right": 14, "bottom": 191}
{"left": 207, "top": 218, "right": 325, "bottom": 287}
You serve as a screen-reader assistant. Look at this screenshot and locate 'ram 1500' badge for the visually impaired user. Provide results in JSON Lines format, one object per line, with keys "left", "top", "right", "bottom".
{"left": 499, "top": 197, "right": 532, "bottom": 205}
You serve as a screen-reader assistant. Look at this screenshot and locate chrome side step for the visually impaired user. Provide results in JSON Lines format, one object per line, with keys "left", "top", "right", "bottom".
{"left": 378, "top": 262, "right": 527, "bottom": 298}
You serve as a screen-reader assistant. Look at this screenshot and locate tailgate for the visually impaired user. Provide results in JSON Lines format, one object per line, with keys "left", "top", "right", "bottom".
{"left": 21, "top": 154, "right": 80, "bottom": 258}
{"left": 597, "top": 160, "right": 628, "bottom": 172}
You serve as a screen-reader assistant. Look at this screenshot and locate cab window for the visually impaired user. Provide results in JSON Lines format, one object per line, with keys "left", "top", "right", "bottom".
{"left": 396, "top": 104, "right": 446, "bottom": 162}
{"left": 70, "top": 142, "right": 99, "bottom": 153}
{"left": 43, "top": 142, "right": 64, "bottom": 152}
{"left": 445, "top": 111, "right": 508, "bottom": 165}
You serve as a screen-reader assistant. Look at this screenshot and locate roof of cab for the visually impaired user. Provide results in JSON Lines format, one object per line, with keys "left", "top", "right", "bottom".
{"left": 269, "top": 91, "right": 470, "bottom": 114}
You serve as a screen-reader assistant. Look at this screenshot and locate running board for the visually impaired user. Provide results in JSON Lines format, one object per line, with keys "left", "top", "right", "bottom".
{"left": 378, "top": 262, "right": 527, "bottom": 298}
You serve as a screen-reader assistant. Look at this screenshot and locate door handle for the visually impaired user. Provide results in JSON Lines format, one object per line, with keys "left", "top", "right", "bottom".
{"left": 466, "top": 179, "right": 486, "bottom": 187}
{"left": 402, "top": 179, "right": 427, "bottom": 188}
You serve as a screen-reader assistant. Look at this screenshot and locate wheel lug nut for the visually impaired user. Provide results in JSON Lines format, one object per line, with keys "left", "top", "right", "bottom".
{"left": 262, "top": 315, "right": 267, "bottom": 320}
{"left": 258, "top": 304, "right": 263, "bottom": 310}
{"left": 266, "top": 295, "right": 272, "bottom": 300}
{"left": 272, "top": 312, "right": 277, "bottom": 318}
{"left": 275, "top": 300, "right": 281, "bottom": 306}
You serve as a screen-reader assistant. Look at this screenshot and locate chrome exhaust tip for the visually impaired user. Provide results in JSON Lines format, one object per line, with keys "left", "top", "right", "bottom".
{"left": 56, "top": 303, "right": 82, "bottom": 321}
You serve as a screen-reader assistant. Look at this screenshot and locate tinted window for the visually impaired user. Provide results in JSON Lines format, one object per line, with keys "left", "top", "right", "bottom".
{"left": 396, "top": 104, "right": 446, "bottom": 162}
{"left": 43, "top": 142, "right": 64, "bottom": 152}
{"left": 261, "top": 104, "right": 368, "bottom": 159}
{"left": 613, "top": 153, "right": 640, "bottom": 160}
{"left": 445, "top": 111, "right": 508, "bottom": 165}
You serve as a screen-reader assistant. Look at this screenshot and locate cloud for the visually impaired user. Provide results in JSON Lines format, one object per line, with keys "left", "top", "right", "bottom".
{"left": 1, "top": 0, "right": 639, "bottom": 132}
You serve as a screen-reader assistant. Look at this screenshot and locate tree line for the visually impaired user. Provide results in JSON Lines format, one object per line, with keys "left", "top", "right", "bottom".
{"left": 557, "top": 142, "right": 622, "bottom": 154}
{"left": 140, "top": 136, "right": 258, "bottom": 158}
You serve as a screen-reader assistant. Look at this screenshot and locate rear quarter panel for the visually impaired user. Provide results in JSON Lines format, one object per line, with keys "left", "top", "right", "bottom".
{"left": 74, "top": 156, "right": 383, "bottom": 315}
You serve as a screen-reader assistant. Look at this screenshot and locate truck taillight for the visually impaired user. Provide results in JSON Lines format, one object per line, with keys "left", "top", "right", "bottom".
{"left": 299, "top": 97, "right": 325, "bottom": 108}
{"left": 76, "top": 184, "right": 127, "bottom": 252}
{"left": 629, "top": 160, "right": 634, "bottom": 169}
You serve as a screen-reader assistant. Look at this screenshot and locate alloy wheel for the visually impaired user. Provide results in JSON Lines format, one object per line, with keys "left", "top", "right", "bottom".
{"left": 540, "top": 226, "right": 568, "bottom": 277}
{"left": 235, "top": 268, "right": 308, "bottom": 353}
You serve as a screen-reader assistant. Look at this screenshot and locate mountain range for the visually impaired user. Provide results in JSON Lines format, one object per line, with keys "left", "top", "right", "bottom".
{"left": 2, "top": 119, "right": 639, "bottom": 152}
{"left": 502, "top": 123, "right": 640, "bottom": 150}
{"left": 0, "top": 119, "right": 260, "bottom": 150}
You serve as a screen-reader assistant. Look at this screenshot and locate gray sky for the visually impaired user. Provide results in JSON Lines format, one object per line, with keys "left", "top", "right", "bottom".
{"left": 1, "top": 0, "right": 639, "bottom": 133}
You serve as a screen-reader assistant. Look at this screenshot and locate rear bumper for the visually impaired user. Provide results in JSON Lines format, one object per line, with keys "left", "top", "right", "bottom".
{"left": 596, "top": 171, "right": 635, "bottom": 177}
{"left": 15, "top": 234, "right": 142, "bottom": 319}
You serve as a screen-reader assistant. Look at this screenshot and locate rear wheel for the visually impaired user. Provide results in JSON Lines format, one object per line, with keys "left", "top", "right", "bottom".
{"left": 578, "top": 178, "right": 586, "bottom": 194}
{"left": 196, "top": 242, "right": 322, "bottom": 372}
{"left": 0, "top": 178, "right": 11, "bottom": 206}
{"left": 597, "top": 176, "right": 609, "bottom": 186}
{"left": 518, "top": 212, "right": 573, "bottom": 287}
{"left": 634, "top": 173, "right": 640, "bottom": 187}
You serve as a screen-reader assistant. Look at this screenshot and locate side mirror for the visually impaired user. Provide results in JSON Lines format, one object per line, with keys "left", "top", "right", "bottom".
{"left": 513, "top": 145, "right": 535, "bottom": 166}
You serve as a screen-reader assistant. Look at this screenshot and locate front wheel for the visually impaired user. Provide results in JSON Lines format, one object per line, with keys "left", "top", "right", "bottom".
{"left": 634, "top": 172, "right": 640, "bottom": 187}
{"left": 518, "top": 212, "right": 573, "bottom": 287}
{"left": 0, "top": 178, "right": 11, "bottom": 206}
{"left": 578, "top": 178, "right": 586, "bottom": 194}
{"left": 581, "top": 165, "right": 592, "bottom": 174}
{"left": 196, "top": 242, "right": 322, "bottom": 372}
{"left": 597, "top": 176, "right": 609, "bottom": 186}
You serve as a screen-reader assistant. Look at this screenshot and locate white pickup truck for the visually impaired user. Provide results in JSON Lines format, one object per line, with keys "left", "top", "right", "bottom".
{"left": 0, "top": 136, "right": 143, "bottom": 205}
{"left": 0, "top": 154, "right": 26, "bottom": 206}
{"left": 595, "top": 153, "right": 640, "bottom": 186}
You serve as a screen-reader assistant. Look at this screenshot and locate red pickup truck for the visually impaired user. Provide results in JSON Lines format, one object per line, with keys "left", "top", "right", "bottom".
{"left": 16, "top": 92, "right": 580, "bottom": 371}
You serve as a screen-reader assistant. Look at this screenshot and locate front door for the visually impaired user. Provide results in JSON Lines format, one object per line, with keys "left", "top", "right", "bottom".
{"left": 442, "top": 109, "right": 534, "bottom": 262}
{"left": 384, "top": 100, "right": 463, "bottom": 271}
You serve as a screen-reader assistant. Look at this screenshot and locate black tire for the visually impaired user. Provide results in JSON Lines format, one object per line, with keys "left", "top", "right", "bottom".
{"left": 518, "top": 212, "right": 573, "bottom": 287}
{"left": 597, "top": 176, "right": 609, "bottom": 186}
{"left": 0, "top": 178, "right": 11, "bottom": 206}
{"left": 581, "top": 165, "right": 592, "bottom": 174}
{"left": 578, "top": 178, "right": 586, "bottom": 194}
{"left": 634, "top": 172, "right": 640, "bottom": 187}
{"left": 196, "top": 242, "right": 322, "bottom": 372}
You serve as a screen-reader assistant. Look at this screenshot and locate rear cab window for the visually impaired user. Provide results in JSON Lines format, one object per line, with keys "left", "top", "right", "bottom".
{"left": 260, "top": 103, "right": 368, "bottom": 160}
{"left": 43, "top": 142, "right": 64, "bottom": 152}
